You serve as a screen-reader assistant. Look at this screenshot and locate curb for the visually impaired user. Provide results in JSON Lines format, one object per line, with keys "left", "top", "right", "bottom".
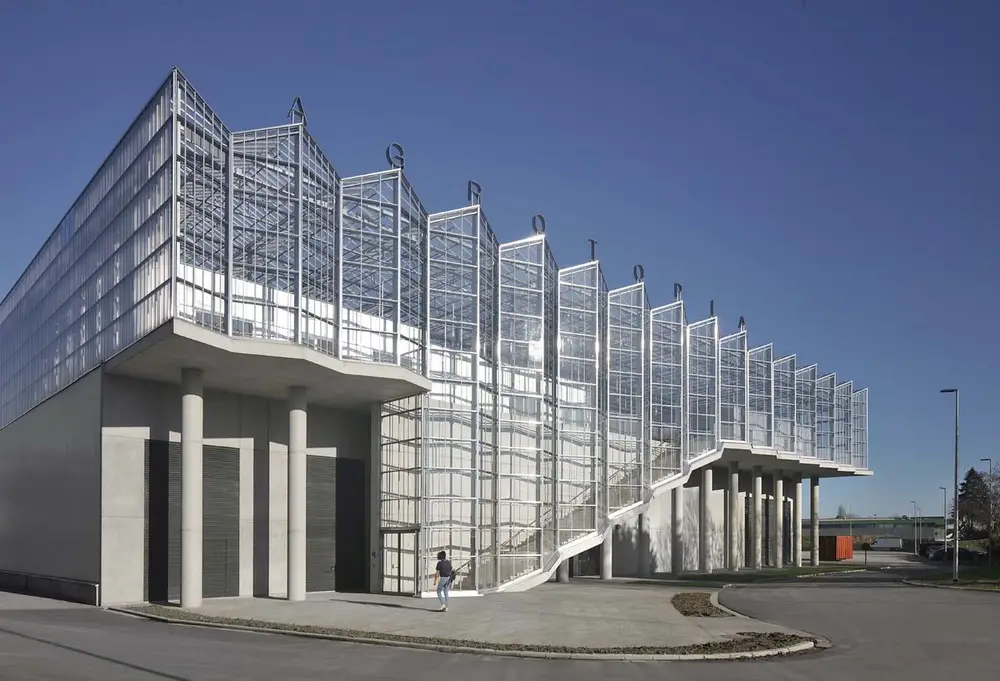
{"left": 900, "top": 579, "right": 1000, "bottom": 593}
{"left": 793, "top": 569, "right": 867, "bottom": 579}
{"left": 108, "top": 606, "right": 816, "bottom": 661}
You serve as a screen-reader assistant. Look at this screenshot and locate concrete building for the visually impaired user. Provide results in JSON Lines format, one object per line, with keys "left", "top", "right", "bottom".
{"left": 0, "top": 69, "right": 871, "bottom": 606}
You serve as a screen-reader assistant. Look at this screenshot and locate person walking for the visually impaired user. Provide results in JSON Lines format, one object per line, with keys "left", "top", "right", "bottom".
{"left": 433, "top": 551, "right": 454, "bottom": 612}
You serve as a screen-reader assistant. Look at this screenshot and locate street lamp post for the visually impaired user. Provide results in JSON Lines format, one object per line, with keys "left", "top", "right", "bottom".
{"left": 941, "top": 388, "right": 960, "bottom": 584}
{"left": 981, "top": 457, "right": 993, "bottom": 569}
{"left": 909, "top": 500, "right": 918, "bottom": 554}
{"left": 939, "top": 486, "right": 948, "bottom": 549}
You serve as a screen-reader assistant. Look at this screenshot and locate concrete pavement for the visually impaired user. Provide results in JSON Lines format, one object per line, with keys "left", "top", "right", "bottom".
{"left": 2, "top": 569, "right": 999, "bottom": 679}
{"left": 182, "top": 579, "right": 800, "bottom": 650}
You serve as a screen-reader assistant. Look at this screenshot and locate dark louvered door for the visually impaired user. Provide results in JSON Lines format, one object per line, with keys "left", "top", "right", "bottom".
{"left": 146, "top": 441, "right": 239, "bottom": 602}
{"left": 145, "top": 440, "right": 181, "bottom": 603}
{"left": 306, "top": 455, "right": 336, "bottom": 592}
{"left": 203, "top": 446, "right": 239, "bottom": 598}
{"left": 335, "top": 457, "right": 368, "bottom": 592}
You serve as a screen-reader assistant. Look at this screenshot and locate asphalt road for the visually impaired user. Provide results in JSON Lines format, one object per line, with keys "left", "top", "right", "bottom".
{"left": 1, "top": 577, "right": 998, "bottom": 681}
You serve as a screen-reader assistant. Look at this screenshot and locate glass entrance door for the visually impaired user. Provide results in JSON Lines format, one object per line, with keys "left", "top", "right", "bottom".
{"left": 380, "top": 528, "right": 420, "bottom": 596}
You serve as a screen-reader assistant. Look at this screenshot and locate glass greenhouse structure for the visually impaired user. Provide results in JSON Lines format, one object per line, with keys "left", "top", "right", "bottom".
{"left": 0, "top": 69, "right": 869, "bottom": 598}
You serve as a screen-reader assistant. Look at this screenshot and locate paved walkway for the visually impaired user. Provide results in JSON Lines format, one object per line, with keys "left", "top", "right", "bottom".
{"left": 190, "top": 578, "right": 802, "bottom": 649}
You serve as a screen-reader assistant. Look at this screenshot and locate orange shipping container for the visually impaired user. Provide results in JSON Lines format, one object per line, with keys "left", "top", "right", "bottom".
{"left": 818, "top": 535, "right": 854, "bottom": 561}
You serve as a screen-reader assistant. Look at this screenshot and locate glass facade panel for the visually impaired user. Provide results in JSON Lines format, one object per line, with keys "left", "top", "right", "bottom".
{"left": 341, "top": 170, "right": 427, "bottom": 371}
{"left": 773, "top": 355, "right": 796, "bottom": 453}
{"left": 226, "top": 125, "right": 299, "bottom": 339}
{"left": 418, "top": 206, "right": 498, "bottom": 591}
{"left": 686, "top": 318, "right": 719, "bottom": 461}
{"left": 834, "top": 381, "right": 853, "bottom": 466}
{"left": 381, "top": 396, "right": 423, "bottom": 529}
{"left": 607, "top": 284, "right": 648, "bottom": 511}
{"left": 795, "top": 365, "right": 817, "bottom": 458}
{"left": 816, "top": 373, "right": 836, "bottom": 461}
{"left": 748, "top": 345, "right": 773, "bottom": 448}
{"left": 175, "top": 76, "right": 230, "bottom": 333}
{"left": 649, "top": 301, "right": 684, "bottom": 484}
{"left": 852, "top": 389, "right": 869, "bottom": 469}
{"left": 719, "top": 331, "right": 748, "bottom": 442}
{"left": 0, "top": 75, "right": 175, "bottom": 428}
{"left": 495, "top": 235, "right": 557, "bottom": 583}
{"left": 555, "top": 263, "right": 606, "bottom": 544}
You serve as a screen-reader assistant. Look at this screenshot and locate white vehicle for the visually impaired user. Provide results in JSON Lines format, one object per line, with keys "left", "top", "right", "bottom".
{"left": 870, "top": 537, "right": 904, "bottom": 551}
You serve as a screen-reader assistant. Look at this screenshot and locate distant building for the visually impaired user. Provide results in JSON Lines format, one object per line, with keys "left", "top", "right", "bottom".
{"left": 804, "top": 517, "right": 947, "bottom": 546}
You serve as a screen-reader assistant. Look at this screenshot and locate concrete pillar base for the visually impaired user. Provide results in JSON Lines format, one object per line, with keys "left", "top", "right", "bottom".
{"left": 810, "top": 477, "right": 820, "bottom": 567}
{"left": 671, "top": 486, "right": 684, "bottom": 574}
{"left": 752, "top": 465, "right": 763, "bottom": 570}
{"left": 600, "top": 532, "right": 613, "bottom": 580}
{"left": 728, "top": 462, "right": 740, "bottom": 571}
{"left": 637, "top": 513, "right": 651, "bottom": 578}
{"left": 793, "top": 475, "right": 803, "bottom": 567}
{"left": 699, "top": 467, "right": 713, "bottom": 573}
{"left": 773, "top": 473, "right": 784, "bottom": 569}
{"left": 557, "top": 561, "right": 570, "bottom": 583}
{"left": 180, "top": 367, "right": 204, "bottom": 609}
{"left": 287, "top": 386, "right": 308, "bottom": 602}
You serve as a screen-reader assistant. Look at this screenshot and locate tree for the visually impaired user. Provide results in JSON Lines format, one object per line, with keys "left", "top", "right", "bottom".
{"left": 957, "top": 467, "right": 991, "bottom": 539}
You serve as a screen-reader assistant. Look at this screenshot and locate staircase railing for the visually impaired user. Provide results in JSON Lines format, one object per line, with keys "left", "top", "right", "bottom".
{"left": 453, "top": 453, "right": 679, "bottom": 590}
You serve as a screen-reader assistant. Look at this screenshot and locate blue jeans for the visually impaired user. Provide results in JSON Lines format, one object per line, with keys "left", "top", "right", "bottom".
{"left": 436, "top": 577, "right": 452, "bottom": 606}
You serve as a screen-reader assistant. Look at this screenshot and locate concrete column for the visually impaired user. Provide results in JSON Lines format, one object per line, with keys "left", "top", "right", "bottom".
{"left": 180, "top": 367, "right": 204, "bottom": 609}
{"left": 557, "top": 560, "right": 570, "bottom": 583}
{"left": 671, "top": 486, "right": 684, "bottom": 574}
{"left": 637, "top": 513, "right": 651, "bottom": 578}
{"left": 728, "top": 462, "right": 740, "bottom": 571}
{"left": 287, "top": 386, "right": 308, "bottom": 601}
{"left": 752, "top": 466, "right": 763, "bottom": 569}
{"left": 600, "top": 531, "right": 613, "bottom": 580}
{"left": 810, "top": 477, "right": 820, "bottom": 567}
{"left": 773, "top": 473, "right": 784, "bottom": 568}
{"left": 699, "top": 467, "right": 713, "bottom": 573}
{"left": 368, "top": 404, "right": 382, "bottom": 594}
{"left": 793, "top": 474, "right": 803, "bottom": 567}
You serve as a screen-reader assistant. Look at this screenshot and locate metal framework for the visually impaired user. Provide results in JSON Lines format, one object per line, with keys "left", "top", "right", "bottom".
{"left": 0, "top": 68, "right": 873, "bottom": 595}
{"left": 795, "top": 365, "right": 818, "bottom": 458}
{"left": 686, "top": 318, "right": 719, "bottom": 462}
{"left": 555, "top": 262, "right": 606, "bottom": 544}
{"left": 607, "top": 283, "right": 648, "bottom": 511}
{"left": 649, "top": 300, "right": 684, "bottom": 484}
{"left": 748, "top": 344, "right": 773, "bottom": 448}
{"left": 719, "top": 330, "right": 748, "bottom": 442}
{"left": 816, "top": 373, "right": 836, "bottom": 461}
{"left": 773, "top": 355, "right": 797, "bottom": 454}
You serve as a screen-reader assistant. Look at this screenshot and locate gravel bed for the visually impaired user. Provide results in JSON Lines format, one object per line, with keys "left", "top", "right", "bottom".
{"left": 671, "top": 592, "right": 734, "bottom": 618}
{"left": 126, "top": 605, "right": 803, "bottom": 655}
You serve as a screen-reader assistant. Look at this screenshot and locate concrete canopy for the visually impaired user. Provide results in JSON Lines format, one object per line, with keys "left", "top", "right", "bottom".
{"left": 104, "top": 319, "right": 432, "bottom": 409}
{"left": 680, "top": 442, "right": 873, "bottom": 490}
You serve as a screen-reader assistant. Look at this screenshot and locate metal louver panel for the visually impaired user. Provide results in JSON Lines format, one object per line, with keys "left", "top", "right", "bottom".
{"left": 144, "top": 440, "right": 181, "bottom": 603}
{"left": 203, "top": 446, "right": 239, "bottom": 598}
{"left": 306, "top": 455, "right": 336, "bottom": 592}
{"left": 144, "top": 440, "right": 239, "bottom": 602}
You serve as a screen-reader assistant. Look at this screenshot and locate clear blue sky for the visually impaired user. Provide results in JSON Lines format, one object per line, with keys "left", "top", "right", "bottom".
{"left": 1, "top": 0, "right": 997, "bottom": 518}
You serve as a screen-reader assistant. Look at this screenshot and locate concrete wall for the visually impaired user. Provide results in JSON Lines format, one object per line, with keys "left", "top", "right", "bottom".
{"left": 0, "top": 369, "right": 103, "bottom": 589}
{"left": 100, "top": 373, "right": 370, "bottom": 605}
{"left": 612, "top": 477, "right": 738, "bottom": 576}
